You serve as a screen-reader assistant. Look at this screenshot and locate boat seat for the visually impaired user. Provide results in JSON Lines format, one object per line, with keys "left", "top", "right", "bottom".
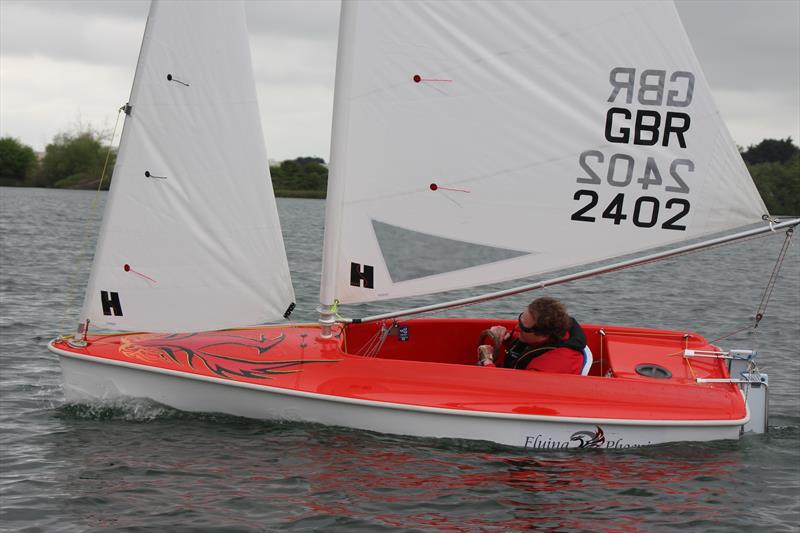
{"left": 580, "top": 346, "right": 593, "bottom": 376}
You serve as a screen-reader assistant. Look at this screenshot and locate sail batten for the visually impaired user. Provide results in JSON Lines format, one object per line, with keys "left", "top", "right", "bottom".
{"left": 319, "top": 0, "right": 766, "bottom": 308}
{"left": 80, "top": 0, "right": 294, "bottom": 333}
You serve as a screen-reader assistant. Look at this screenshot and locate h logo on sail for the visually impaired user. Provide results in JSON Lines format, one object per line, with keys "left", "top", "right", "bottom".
{"left": 100, "top": 291, "right": 124, "bottom": 316}
{"left": 350, "top": 262, "right": 374, "bottom": 289}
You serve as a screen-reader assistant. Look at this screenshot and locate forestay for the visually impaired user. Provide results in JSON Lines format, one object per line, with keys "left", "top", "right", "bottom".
{"left": 320, "top": 0, "right": 766, "bottom": 307}
{"left": 81, "top": 0, "right": 294, "bottom": 333}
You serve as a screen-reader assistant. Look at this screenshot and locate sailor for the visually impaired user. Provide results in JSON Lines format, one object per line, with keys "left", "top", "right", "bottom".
{"left": 477, "top": 297, "right": 591, "bottom": 375}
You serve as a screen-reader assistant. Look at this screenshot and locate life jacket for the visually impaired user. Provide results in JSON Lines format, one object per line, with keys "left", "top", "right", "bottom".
{"left": 502, "top": 317, "right": 587, "bottom": 370}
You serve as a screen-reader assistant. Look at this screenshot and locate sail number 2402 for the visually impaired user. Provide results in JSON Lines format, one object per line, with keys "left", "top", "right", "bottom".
{"left": 571, "top": 191, "right": 689, "bottom": 230}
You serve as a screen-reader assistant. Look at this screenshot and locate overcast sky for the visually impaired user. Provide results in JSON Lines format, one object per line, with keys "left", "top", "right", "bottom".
{"left": 1, "top": 0, "right": 798, "bottom": 161}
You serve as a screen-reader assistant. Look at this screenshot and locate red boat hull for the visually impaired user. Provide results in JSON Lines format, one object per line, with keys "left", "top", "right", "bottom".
{"left": 49, "top": 318, "right": 748, "bottom": 448}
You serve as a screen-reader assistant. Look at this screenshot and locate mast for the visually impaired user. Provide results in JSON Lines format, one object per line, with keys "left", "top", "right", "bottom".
{"left": 319, "top": 0, "right": 358, "bottom": 337}
{"left": 76, "top": 0, "right": 158, "bottom": 335}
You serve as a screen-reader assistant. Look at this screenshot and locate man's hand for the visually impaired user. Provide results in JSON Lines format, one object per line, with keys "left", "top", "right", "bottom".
{"left": 489, "top": 325, "right": 510, "bottom": 341}
{"left": 477, "top": 344, "right": 494, "bottom": 366}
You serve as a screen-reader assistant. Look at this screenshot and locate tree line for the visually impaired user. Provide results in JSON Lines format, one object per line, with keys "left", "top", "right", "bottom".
{"left": 740, "top": 138, "right": 799, "bottom": 216}
{"left": 1, "top": 130, "right": 798, "bottom": 214}
{"left": 0, "top": 128, "right": 328, "bottom": 199}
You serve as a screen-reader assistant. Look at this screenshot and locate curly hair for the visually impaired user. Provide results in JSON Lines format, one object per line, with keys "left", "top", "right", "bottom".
{"left": 527, "top": 297, "right": 570, "bottom": 339}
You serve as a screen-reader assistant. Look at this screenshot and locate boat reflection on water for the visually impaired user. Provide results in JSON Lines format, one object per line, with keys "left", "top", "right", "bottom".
{"left": 298, "top": 439, "right": 741, "bottom": 530}
{"left": 49, "top": 403, "right": 743, "bottom": 530}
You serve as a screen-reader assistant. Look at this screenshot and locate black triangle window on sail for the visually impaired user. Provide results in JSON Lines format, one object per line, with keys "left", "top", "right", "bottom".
{"left": 371, "top": 220, "right": 531, "bottom": 283}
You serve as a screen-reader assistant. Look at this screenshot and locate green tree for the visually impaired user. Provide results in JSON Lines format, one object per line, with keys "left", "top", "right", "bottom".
{"left": 270, "top": 156, "right": 328, "bottom": 198}
{"left": 0, "top": 137, "right": 38, "bottom": 186}
{"left": 741, "top": 137, "right": 799, "bottom": 165}
{"left": 749, "top": 152, "right": 800, "bottom": 216}
{"left": 36, "top": 129, "right": 116, "bottom": 189}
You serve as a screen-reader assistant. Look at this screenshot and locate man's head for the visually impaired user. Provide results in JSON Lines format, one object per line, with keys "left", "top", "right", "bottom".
{"left": 517, "top": 297, "right": 570, "bottom": 344}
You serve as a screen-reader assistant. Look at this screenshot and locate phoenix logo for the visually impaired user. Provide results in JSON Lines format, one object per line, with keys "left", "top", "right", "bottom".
{"left": 570, "top": 426, "right": 606, "bottom": 448}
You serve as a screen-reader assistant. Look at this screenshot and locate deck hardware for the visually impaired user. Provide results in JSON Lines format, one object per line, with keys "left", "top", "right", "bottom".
{"left": 635, "top": 364, "right": 672, "bottom": 379}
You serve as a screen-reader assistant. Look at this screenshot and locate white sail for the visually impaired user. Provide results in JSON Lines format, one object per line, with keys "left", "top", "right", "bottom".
{"left": 320, "top": 0, "right": 766, "bottom": 307}
{"left": 80, "top": 0, "right": 295, "bottom": 333}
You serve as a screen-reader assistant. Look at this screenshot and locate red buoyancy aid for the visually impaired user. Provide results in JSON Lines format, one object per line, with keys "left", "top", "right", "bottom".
{"left": 501, "top": 317, "right": 587, "bottom": 374}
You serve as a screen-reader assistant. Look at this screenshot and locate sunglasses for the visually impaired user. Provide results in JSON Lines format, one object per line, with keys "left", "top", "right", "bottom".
{"left": 517, "top": 312, "right": 546, "bottom": 335}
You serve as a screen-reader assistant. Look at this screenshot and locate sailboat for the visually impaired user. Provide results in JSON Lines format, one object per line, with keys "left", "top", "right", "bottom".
{"left": 49, "top": 0, "right": 798, "bottom": 449}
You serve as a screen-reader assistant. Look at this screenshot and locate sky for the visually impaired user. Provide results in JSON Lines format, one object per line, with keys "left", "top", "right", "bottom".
{"left": 1, "top": 0, "right": 798, "bottom": 162}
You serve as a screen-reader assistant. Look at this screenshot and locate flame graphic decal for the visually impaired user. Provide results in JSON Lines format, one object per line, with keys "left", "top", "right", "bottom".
{"left": 120, "top": 331, "right": 340, "bottom": 380}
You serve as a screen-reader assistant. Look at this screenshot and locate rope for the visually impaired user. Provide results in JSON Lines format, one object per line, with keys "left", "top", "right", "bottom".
{"left": 355, "top": 322, "right": 385, "bottom": 357}
{"left": 59, "top": 106, "right": 125, "bottom": 335}
{"left": 683, "top": 333, "right": 697, "bottom": 380}
{"left": 355, "top": 320, "right": 395, "bottom": 358}
{"left": 710, "top": 227, "right": 795, "bottom": 344}
{"left": 368, "top": 321, "right": 394, "bottom": 357}
{"left": 709, "top": 324, "right": 754, "bottom": 345}
{"left": 754, "top": 227, "right": 794, "bottom": 327}
{"left": 330, "top": 299, "right": 346, "bottom": 321}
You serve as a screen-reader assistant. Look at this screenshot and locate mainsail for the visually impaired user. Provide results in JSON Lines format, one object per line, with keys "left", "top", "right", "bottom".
{"left": 320, "top": 0, "right": 766, "bottom": 308}
{"left": 81, "top": 0, "right": 294, "bottom": 333}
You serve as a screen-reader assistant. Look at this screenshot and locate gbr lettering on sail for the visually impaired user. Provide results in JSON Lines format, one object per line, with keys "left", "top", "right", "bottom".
{"left": 571, "top": 68, "right": 695, "bottom": 231}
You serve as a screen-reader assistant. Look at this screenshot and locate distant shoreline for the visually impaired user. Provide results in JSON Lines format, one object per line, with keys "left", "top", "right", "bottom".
{"left": 0, "top": 183, "right": 327, "bottom": 199}
{"left": 273, "top": 189, "right": 326, "bottom": 199}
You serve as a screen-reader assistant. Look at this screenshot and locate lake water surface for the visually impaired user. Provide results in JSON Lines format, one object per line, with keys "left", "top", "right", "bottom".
{"left": 1, "top": 187, "right": 798, "bottom": 531}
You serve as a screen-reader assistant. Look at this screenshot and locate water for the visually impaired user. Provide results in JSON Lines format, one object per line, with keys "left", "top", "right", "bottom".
{"left": 1, "top": 186, "right": 798, "bottom": 531}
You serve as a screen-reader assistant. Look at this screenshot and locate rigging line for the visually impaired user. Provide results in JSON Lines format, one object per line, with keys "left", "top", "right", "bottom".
{"left": 59, "top": 106, "right": 124, "bottom": 335}
{"left": 371, "top": 323, "right": 393, "bottom": 357}
{"left": 358, "top": 333, "right": 379, "bottom": 356}
{"left": 361, "top": 321, "right": 394, "bottom": 358}
{"left": 356, "top": 323, "right": 385, "bottom": 357}
{"left": 356, "top": 326, "right": 380, "bottom": 356}
{"left": 754, "top": 227, "right": 794, "bottom": 324}
{"left": 711, "top": 227, "right": 795, "bottom": 345}
{"left": 368, "top": 322, "right": 392, "bottom": 357}
{"left": 683, "top": 335, "right": 697, "bottom": 380}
